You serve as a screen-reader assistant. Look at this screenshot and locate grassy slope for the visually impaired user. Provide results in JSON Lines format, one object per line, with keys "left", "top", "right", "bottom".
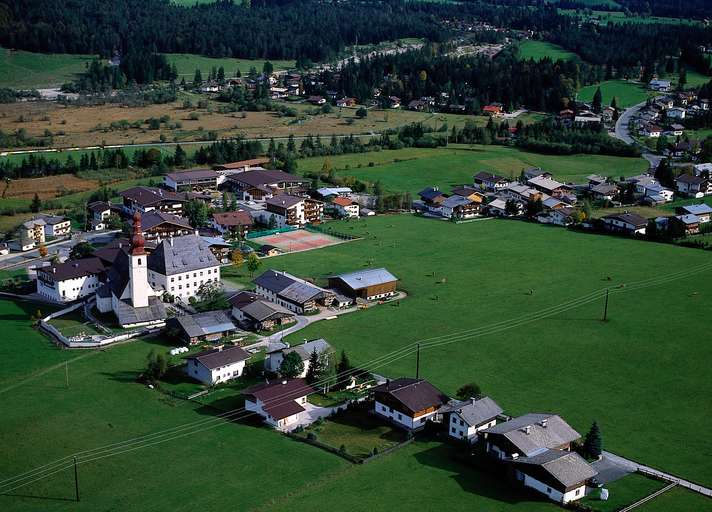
{"left": 166, "top": 53, "right": 294, "bottom": 79}
{"left": 578, "top": 80, "right": 651, "bottom": 109}
{"left": 0, "top": 320, "right": 346, "bottom": 512}
{"left": 517, "top": 40, "right": 578, "bottom": 61}
{"left": 298, "top": 146, "right": 648, "bottom": 192}
{"left": 225, "top": 215, "right": 712, "bottom": 486}
{"left": 0, "top": 48, "right": 95, "bottom": 89}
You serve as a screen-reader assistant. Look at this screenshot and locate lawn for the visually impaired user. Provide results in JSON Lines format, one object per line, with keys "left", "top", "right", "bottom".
{"left": 0, "top": 324, "right": 347, "bottom": 512}
{"left": 638, "top": 487, "right": 712, "bottom": 511}
{"left": 48, "top": 311, "right": 104, "bottom": 338}
{"left": 517, "top": 40, "right": 578, "bottom": 61}
{"left": 223, "top": 215, "right": 712, "bottom": 487}
{"left": 578, "top": 79, "right": 652, "bottom": 108}
{"left": 298, "top": 146, "right": 648, "bottom": 192}
{"left": 298, "top": 407, "right": 407, "bottom": 459}
{"left": 581, "top": 473, "right": 665, "bottom": 512}
{"left": 0, "top": 48, "right": 95, "bottom": 89}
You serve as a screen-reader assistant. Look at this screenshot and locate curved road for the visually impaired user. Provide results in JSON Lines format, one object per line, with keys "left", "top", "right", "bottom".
{"left": 612, "top": 100, "right": 663, "bottom": 170}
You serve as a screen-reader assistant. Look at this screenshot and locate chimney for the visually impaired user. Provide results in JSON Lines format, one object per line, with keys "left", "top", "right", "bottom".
{"left": 52, "top": 267, "right": 56, "bottom": 273}
{"left": 512, "top": 453, "right": 519, "bottom": 460}
{"left": 523, "top": 425, "right": 531, "bottom": 435}
{"left": 540, "top": 418, "right": 548, "bottom": 428}
{"left": 281, "top": 380, "right": 287, "bottom": 385}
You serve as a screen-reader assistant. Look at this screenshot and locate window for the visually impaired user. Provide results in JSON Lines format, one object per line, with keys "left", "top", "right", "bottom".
{"left": 575, "top": 489, "right": 581, "bottom": 496}
{"left": 546, "top": 488, "right": 551, "bottom": 494}
{"left": 451, "top": 427, "right": 456, "bottom": 433}
{"left": 460, "top": 420, "right": 465, "bottom": 427}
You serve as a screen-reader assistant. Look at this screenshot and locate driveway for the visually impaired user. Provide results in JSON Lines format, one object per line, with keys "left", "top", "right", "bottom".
{"left": 612, "top": 100, "right": 663, "bottom": 170}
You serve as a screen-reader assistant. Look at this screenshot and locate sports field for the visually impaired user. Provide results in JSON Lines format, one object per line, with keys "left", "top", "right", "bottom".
{"left": 299, "top": 146, "right": 649, "bottom": 193}
{"left": 251, "top": 230, "right": 345, "bottom": 253}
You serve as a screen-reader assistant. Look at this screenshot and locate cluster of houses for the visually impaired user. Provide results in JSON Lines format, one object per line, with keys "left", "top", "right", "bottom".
{"left": 635, "top": 86, "right": 709, "bottom": 158}
{"left": 4, "top": 214, "right": 72, "bottom": 253}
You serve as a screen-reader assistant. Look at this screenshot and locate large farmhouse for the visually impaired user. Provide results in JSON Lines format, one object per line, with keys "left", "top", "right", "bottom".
{"left": 36, "top": 257, "right": 106, "bottom": 302}
{"left": 224, "top": 169, "right": 309, "bottom": 201}
{"left": 254, "top": 270, "right": 334, "bottom": 313}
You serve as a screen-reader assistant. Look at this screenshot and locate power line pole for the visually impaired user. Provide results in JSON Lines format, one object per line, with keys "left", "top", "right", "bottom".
{"left": 415, "top": 343, "right": 420, "bottom": 379}
{"left": 602, "top": 289, "right": 610, "bottom": 322}
{"left": 73, "top": 456, "right": 80, "bottom": 502}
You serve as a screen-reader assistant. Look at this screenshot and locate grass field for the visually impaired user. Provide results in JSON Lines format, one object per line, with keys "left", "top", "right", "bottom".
{"left": 581, "top": 473, "right": 665, "bottom": 511}
{"left": 517, "top": 41, "right": 578, "bottom": 61}
{"left": 165, "top": 53, "right": 294, "bottom": 79}
{"left": 223, "top": 215, "right": 712, "bottom": 489}
{"left": 558, "top": 9, "right": 702, "bottom": 26}
{"left": 638, "top": 487, "right": 712, "bottom": 511}
{"left": 298, "top": 146, "right": 648, "bottom": 192}
{"left": 0, "top": 48, "right": 95, "bottom": 89}
{"left": 578, "top": 79, "right": 652, "bottom": 108}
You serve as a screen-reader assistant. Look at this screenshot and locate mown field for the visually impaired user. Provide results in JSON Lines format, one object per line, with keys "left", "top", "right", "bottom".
{"left": 558, "top": 9, "right": 702, "bottom": 25}
{"left": 299, "top": 145, "right": 648, "bottom": 191}
{"left": 165, "top": 53, "right": 294, "bottom": 79}
{"left": 0, "top": 48, "right": 96, "bottom": 89}
{"left": 517, "top": 40, "right": 578, "bottom": 61}
{"left": 224, "top": 215, "right": 712, "bottom": 491}
{"left": 578, "top": 79, "right": 651, "bottom": 109}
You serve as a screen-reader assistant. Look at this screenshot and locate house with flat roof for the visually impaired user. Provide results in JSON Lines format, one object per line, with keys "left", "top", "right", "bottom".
{"left": 372, "top": 378, "right": 450, "bottom": 430}
{"left": 168, "top": 311, "right": 238, "bottom": 345}
{"left": 242, "top": 378, "right": 316, "bottom": 430}
{"left": 327, "top": 268, "right": 398, "bottom": 301}
{"left": 185, "top": 345, "right": 250, "bottom": 385}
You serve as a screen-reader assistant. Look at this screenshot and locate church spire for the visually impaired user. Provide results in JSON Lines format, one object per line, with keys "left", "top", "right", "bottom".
{"left": 131, "top": 211, "right": 146, "bottom": 256}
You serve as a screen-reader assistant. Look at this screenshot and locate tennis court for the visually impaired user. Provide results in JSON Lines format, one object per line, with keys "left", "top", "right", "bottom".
{"left": 251, "top": 229, "right": 345, "bottom": 253}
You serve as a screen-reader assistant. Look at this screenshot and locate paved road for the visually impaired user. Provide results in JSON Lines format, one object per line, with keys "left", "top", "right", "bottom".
{"left": 612, "top": 100, "right": 663, "bottom": 170}
{"left": 604, "top": 451, "right": 712, "bottom": 498}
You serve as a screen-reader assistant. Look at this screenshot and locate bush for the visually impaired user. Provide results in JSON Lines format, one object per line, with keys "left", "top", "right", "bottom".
{"left": 307, "top": 432, "right": 317, "bottom": 441}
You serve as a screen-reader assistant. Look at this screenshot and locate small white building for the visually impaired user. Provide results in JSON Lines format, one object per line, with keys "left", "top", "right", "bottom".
{"left": 445, "top": 396, "right": 503, "bottom": 443}
{"left": 242, "top": 378, "right": 315, "bottom": 430}
{"left": 36, "top": 215, "right": 71, "bottom": 238}
{"left": 185, "top": 345, "right": 250, "bottom": 385}
{"left": 667, "top": 107, "right": 686, "bottom": 120}
{"left": 35, "top": 257, "right": 105, "bottom": 302}
{"left": 330, "top": 196, "right": 360, "bottom": 218}
{"left": 88, "top": 201, "right": 113, "bottom": 230}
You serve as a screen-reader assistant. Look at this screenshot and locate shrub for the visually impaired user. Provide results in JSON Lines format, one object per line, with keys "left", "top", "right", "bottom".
{"left": 307, "top": 432, "right": 317, "bottom": 441}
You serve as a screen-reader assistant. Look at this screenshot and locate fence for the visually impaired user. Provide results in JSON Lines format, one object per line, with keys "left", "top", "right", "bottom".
{"left": 304, "top": 224, "right": 361, "bottom": 241}
{"left": 246, "top": 226, "right": 298, "bottom": 239}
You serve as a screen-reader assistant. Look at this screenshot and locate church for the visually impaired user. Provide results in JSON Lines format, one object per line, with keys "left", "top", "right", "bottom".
{"left": 96, "top": 212, "right": 221, "bottom": 328}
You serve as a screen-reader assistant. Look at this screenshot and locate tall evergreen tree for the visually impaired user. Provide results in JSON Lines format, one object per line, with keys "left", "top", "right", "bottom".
{"left": 583, "top": 421, "right": 602, "bottom": 459}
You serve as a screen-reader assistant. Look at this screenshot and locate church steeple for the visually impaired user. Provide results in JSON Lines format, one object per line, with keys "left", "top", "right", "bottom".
{"left": 129, "top": 211, "right": 149, "bottom": 308}
{"left": 131, "top": 211, "right": 146, "bottom": 255}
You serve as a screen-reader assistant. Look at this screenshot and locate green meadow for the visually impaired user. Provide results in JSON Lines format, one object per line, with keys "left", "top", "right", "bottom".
{"left": 166, "top": 53, "right": 294, "bottom": 79}
{"left": 298, "top": 146, "right": 648, "bottom": 192}
{"left": 0, "top": 48, "right": 95, "bottom": 89}
{"left": 578, "top": 79, "right": 652, "bottom": 108}
{"left": 517, "top": 40, "right": 578, "bottom": 61}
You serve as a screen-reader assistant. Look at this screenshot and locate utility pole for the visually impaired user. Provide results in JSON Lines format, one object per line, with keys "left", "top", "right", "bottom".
{"left": 73, "top": 456, "right": 80, "bottom": 502}
{"left": 415, "top": 344, "right": 420, "bottom": 379}
{"left": 602, "top": 289, "right": 610, "bottom": 322}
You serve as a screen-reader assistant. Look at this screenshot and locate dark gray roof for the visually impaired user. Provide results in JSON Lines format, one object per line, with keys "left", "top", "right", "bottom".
{"left": 254, "top": 269, "right": 297, "bottom": 294}
{"left": 241, "top": 300, "right": 294, "bottom": 322}
{"left": 115, "top": 296, "right": 166, "bottom": 326}
{"left": 88, "top": 201, "right": 112, "bottom": 213}
{"left": 120, "top": 186, "right": 186, "bottom": 207}
{"left": 140, "top": 211, "right": 192, "bottom": 232}
{"left": 602, "top": 213, "right": 648, "bottom": 227}
{"left": 512, "top": 450, "right": 597, "bottom": 488}
{"left": 36, "top": 257, "right": 105, "bottom": 281}
{"left": 677, "top": 174, "right": 707, "bottom": 185}
{"left": 483, "top": 413, "right": 580, "bottom": 457}
{"left": 174, "top": 311, "right": 236, "bottom": 338}
{"left": 372, "top": 378, "right": 449, "bottom": 415}
{"left": 444, "top": 396, "right": 503, "bottom": 426}
{"left": 279, "top": 281, "right": 328, "bottom": 303}
{"left": 451, "top": 186, "right": 482, "bottom": 198}
{"left": 188, "top": 345, "right": 250, "bottom": 370}
{"left": 680, "top": 204, "right": 712, "bottom": 215}
{"left": 148, "top": 234, "right": 219, "bottom": 276}
{"left": 106, "top": 249, "right": 131, "bottom": 297}
{"left": 265, "top": 195, "right": 304, "bottom": 209}
{"left": 474, "top": 171, "right": 508, "bottom": 183}
{"left": 418, "top": 187, "right": 444, "bottom": 201}
{"left": 166, "top": 169, "right": 218, "bottom": 182}
{"left": 228, "top": 169, "right": 305, "bottom": 187}
{"left": 331, "top": 268, "right": 398, "bottom": 290}
{"left": 441, "top": 195, "right": 474, "bottom": 208}
{"left": 280, "top": 338, "right": 331, "bottom": 361}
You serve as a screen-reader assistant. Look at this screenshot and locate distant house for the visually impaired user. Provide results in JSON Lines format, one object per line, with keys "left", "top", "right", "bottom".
{"left": 487, "top": 198, "right": 516, "bottom": 217}
{"left": 544, "top": 206, "right": 578, "bottom": 227}
{"left": 164, "top": 169, "right": 221, "bottom": 192}
{"left": 211, "top": 210, "right": 253, "bottom": 239}
{"left": 20, "top": 218, "right": 46, "bottom": 244}
{"left": 87, "top": 201, "right": 115, "bottom": 230}
{"left": 642, "top": 124, "right": 663, "bottom": 138}
{"left": 440, "top": 195, "right": 480, "bottom": 219}
{"left": 328, "top": 268, "right": 398, "bottom": 301}
{"left": 443, "top": 396, "right": 503, "bottom": 443}
{"left": 668, "top": 123, "right": 685, "bottom": 136}
{"left": 670, "top": 214, "right": 700, "bottom": 236}
{"left": 36, "top": 215, "right": 72, "bottom": 238}
{"left": 308, "top": 95, "right": 326, "bottom": 105}
{"left": 649, "top": 79, "right": 671, "bottom": 92}
{"left": 254, "top": 269, "right": 334, "bottom": 313}
{"left": 243, "top": 378, "right": 315, "bottom": 430}
{"left": 213, "top": 158, "right": 270, "bottom": 174}
{"left": 120, "top": 186, "right": 187, "bottom": 215}
{"left": 259, "top": 244, "right": 281, "bottom": 257}
{"left": 522, "top": 168, "right": 552, "bottom": 182}
{"left": 600, "top": 213, "right": 648, "bottom": 235}
{"left": 185, "top": 345, "right": 250, "bottom": 385}
{"left": 666, "top": 107, "right": 686, "bottom": 120}
{"left": 36, "top": 257, "right": 105, "bottom": 302}
{"left": 474, "top": 172, "right": 511, "bottom": 191}
{"left": 316, "top": 187, "right": 353, "bottom": 199}
{"left": 590, "top": 183, "right": 619, "bottom": 201}
{"left": 372, "top": 378, "right": 450, "bottom": 430}
{"left": 451, "top": 186, "right": 485, "bottom": 203}
{"left": 408, "top": 99, "right": 428, "bottom": 111}
{"left": 264, "top": 338, "right": 331, "bottom": 376}
{"left": 677, "top": 203, "right": 712, "bottom": 223}
{"left": 482, "top": 413, "right": 596, "bottom": 504}
{"left": 336, "top": 97, "right": 357, "bottom": 107}
{"left": 229, "top": 290, "right": 295, "bottom": 331}
{"left": 693, "top": 163, "right": 712, "bottom": 178}
{"left": 330, "top": 196, "right": 360, "bottom": 218}
{"left": 258, "top": 195, "right": 324, "bottom": 228}
{"left": 224, "top": 170, "right": 309, "bottom": 201}
{"left": 483, "top": 104, "right": 503, "bottom": 116}
{"left": 586, "top": 174, "right": 609, "bottom": 188}
{"left": 388, "top": 96, "right": 401, "bottom": 108}
{"left": 676, "top": 174, "right": 710, "bottom": 197}
{"left": 418, "top": 186, "right": 447, "bottom": 206}
{"left": 528, "top": 174, "right": 572, "bottom": 198}
{"left": 139, "top": 211, "right": 193, "bottom": 241}
{"left": 168, "top": 310, "right": 238, "bottom": 345}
